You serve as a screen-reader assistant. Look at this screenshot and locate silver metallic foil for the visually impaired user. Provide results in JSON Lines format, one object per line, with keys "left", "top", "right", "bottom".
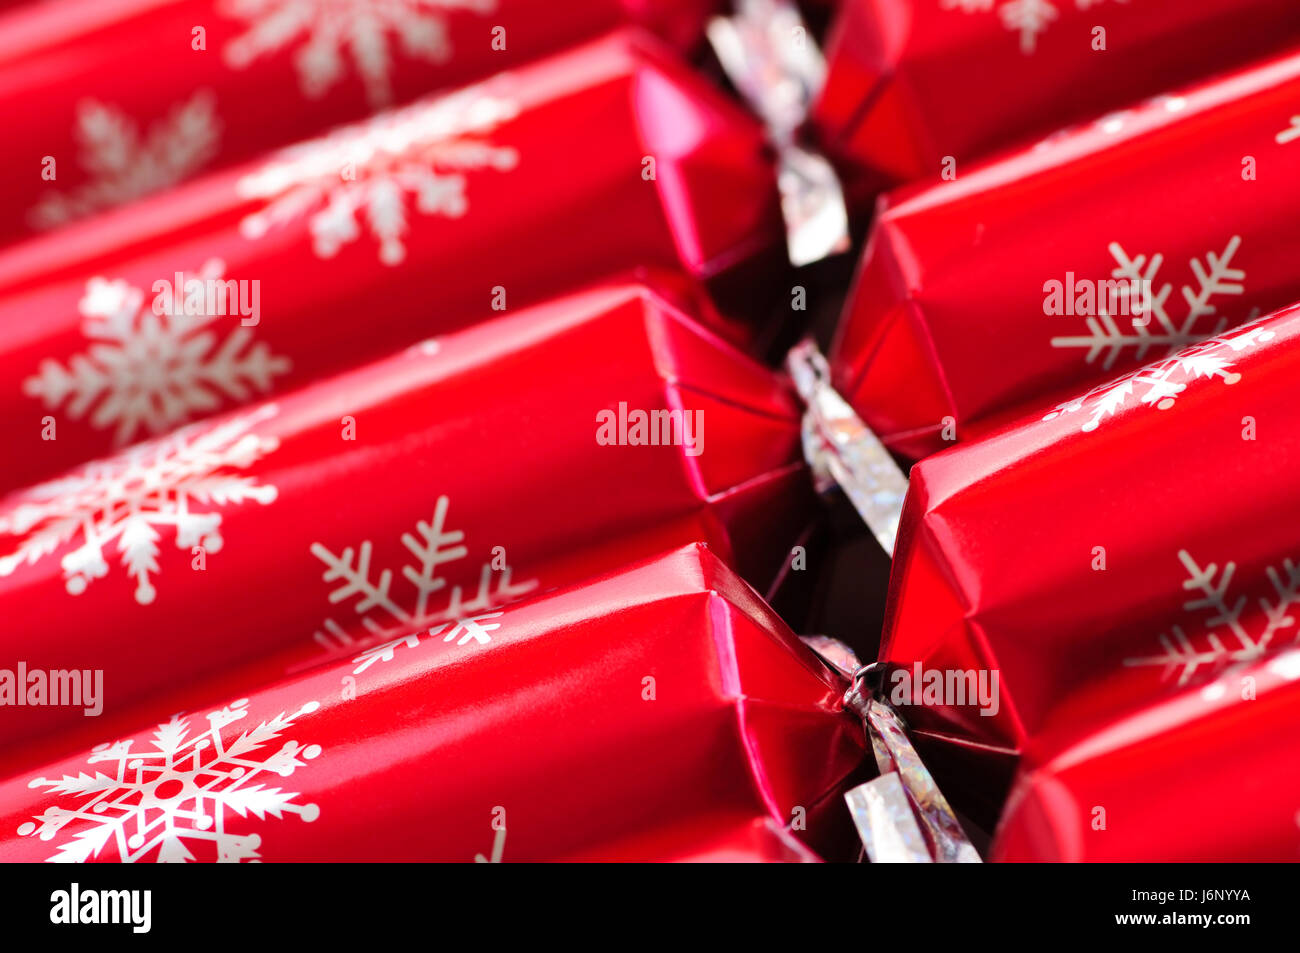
{"left": 845, "top": 774, "right": 932, "bottom": 864}
{"left": 786, "top": 340, "right": 909, "bottom": 556}
{"left": 707, "top": 0, "right": 850, "bottom": 266}
{"left": 803, "top": 636, "right": 983, "bottom": 863}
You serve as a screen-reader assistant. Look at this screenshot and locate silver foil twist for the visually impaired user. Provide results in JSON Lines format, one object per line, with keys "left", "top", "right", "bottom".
{"left": 707, "top": 0, "right": 850, "bottom": 266}
{"left": 786, "top": 339, "right": 909, "bottom": 556}
{"left": 803, "top": 636, "right": 983, "bottom": 863}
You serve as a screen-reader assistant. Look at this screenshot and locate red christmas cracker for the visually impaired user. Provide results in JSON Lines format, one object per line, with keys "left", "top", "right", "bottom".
{"left": 812, "top": 0, "right": 1300, "bottom": 199}
{"left": 1, "top": 0, "right": 720, "bottom": 242}
{"left": 879, "top": 303, "right": 1300, "bottom": 800}
{"left": 0, "top": 30, "right": 786, "bottom": 494}
{"left": 992, "top": 647, "right": 1300, "bottom": 861}
{"left": 0, "top": 543, "right": 866, "bottom": 862}
{"left": 0, "top": 279, "right": 813, "bottom": 755}
{"left": 831, "top": 47, "right": 1300, "bottom": 460}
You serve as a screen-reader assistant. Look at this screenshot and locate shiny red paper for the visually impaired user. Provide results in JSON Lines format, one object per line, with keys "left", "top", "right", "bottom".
{"left": 880, "top": 303, "right": 1300, "bottom": 788}
{"left": 0, "top": 544, "right": 866, "bottom": 862}
{"left": 0, "top": 279, "right": 813, "bottom": 755}
{"left": 0, "top": 30, "right": 785, "bottom": 494}
{"left": 992, "top": 647, "right": 1300, "bottom": 861}
{"left": 812, "top": 0, "right": 1300, "bottom": 199}
{"left": 1, "top": 0, "right": 720, "bottom": 242}
{"left": 831, "top": 47, "right": 1300, "bottom": 460}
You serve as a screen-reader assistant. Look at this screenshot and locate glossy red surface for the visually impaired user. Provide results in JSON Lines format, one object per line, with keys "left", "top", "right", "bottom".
{"left": 992, "top": 647, "right": 1300, "bottom": 861}
{"left": 0, "top": 30, "right": 783, "bottom": 493}
{"left": 0, "top": 0, "right": 721, "bottom": 243}
{"left": 813, "top": 0, "right": 1300, "bottom": 199}
{"left": 0, "top": 544, "right": 867, "bottom": 862}
{"left": 831, "top": 47, "right": 1300, "bottom": 459}
{"left": 0, "top": 279, "right": 814, "bottom": 758}
{"left": 881, "top": 304, "right": 1300, "bottom": 775}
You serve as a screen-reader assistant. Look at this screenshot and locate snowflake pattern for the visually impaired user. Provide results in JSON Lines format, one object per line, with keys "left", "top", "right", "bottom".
{"left": 1042, "top": 322, "right": 1273, "bottom": 433}
{"left": 23, "top": 262, "right": 290, "bottom": 447}
{"left": 1051, "top": 236, "right": 1247, "bottom": 370}
{"left": 1124, "top": 550, "right": 1300, "bottom": 686}
{"left": 309, "top": 494, "right": 537, "bottom": 661}
{"left": 235, "top": 84, "right": 518, "bottom": 264}
{"left": 0, "top": 406, "right": 281, "bottom": 604}
{"left": 942, "top": 0, "right": 1128, "bottom": 54}
{"left": 30, "top": 91, "right": 221, "bottom": 230}
{"left": 17, "top": 698, "right": 321, "bottom": 862}
{"left": 220, "top": 0, "right": 498, "bottom": 108}
{"left": 348, "top": 611, "right": 503, "bottom": 674}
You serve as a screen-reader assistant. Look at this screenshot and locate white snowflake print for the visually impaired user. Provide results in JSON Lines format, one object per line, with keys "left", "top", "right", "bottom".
{"left": 942, "top": 0, "right": 1129, "bottom": 54}
{"left": 22, "top": 262, "right": 290, "bottom": 447}
{"left": 1124, "top": 550, "right": 1300, "bottom": 686}
{"left": 0, "top": 406, "right": 281, "bottom": 604}
{"left": 309, "top": 494, "right": 537, "bottom": 660}
{"left": 1051, "top": 236, "right": 1248, "bottom": 370}
{"left": 349, "top": 611, "right": 503, "bottom": 674}
{"left": 220, "top": 0, "right": 498, "bottom": 108}
{"left": 1042, "top": 322, "right": 1273, "bottom": 434}
{"left": 30, "top": 91, "right": 220, "bottom": 230}
{"left": 235, "top": 84, "right": 518, "bottom": 265}
{"left": 17, "top": 698, "right": 321, "bottom": 862}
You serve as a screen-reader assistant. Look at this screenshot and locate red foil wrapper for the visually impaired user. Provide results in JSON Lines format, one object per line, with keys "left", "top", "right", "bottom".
{"left": 0, "top": 30, "right": 784, "bottom": 494}
{"left": 881, "top": 303, "right": 1300, "bottom": 799}
{"left": 0, "top": 280, "right": 813, "bottom": 754}
{"left": 831, "top": 48, "right": 1300, "bottom": 460}
{"left": 1, "top": 0, "right": 720, "bottom": 242}
{"left": 992, "top": 647, "right": 1300, "bottom": 861}
{"left": 0, "top": 544, "right": 866, "bottom": 862}
{"left": 812, "top": 0, "right": 1300, "bottom": 198}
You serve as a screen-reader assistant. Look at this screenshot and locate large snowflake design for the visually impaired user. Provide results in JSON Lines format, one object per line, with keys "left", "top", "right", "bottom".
{"left": 235, "top": 84, "right": 518, "bottom": 265}
{"left": 309, "top": 494, "right": 538, "bottom": 661}
{"left": 1124, "top": 550, "right": 1300, "bottom": 686}
{"left": 1051, "top": 236, "right": 1247, "bottom": 371}
{"left": 941, "top": 0, "right": 1128, "bottom": 54}
{"left": 23, "top": 262, "right": 290, "bottom": 447}
{"left": 17, "top": 698, "right": 322, "bottom": 862}
{"left": 0, "top": 406, "right": 281, "bottom": 604}
{"left": 220, "top": 0, "right": 498, "bottom": 108}
{"left": 1042, "top": 322, "right": 1273, "bottom": 434}
{"left": 30, "top": 91, "right": 220, "bottom": 230}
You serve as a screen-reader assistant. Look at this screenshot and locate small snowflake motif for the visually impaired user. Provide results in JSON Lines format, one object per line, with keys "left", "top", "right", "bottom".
{"left": 1124, "top": 550, "right": 1300, "bottom": 686}
{"left": 942, "top": 0, "right": 1128, "bottom": 54}
{"left": 220, "top": 0, "right": 498, "bottom": 108}
{"left": 0, "top": 406, "right": 281, "bottom": 604}
{"left": 23, "top": 262, "right": 290, "bottom": 447}
{"left": 1042, "top": 322, "right": 1273, "bottom": 433}
{"left": 17, "top": 698, "right": 322, "bottom": 863}
{"left": 309, "top": 494, "right": 537, "bottom": 660}
{"left": 349, "top": 611, "right": 503, "bottom": 674}
{"left": 235, "top": 84, "right": 518, "bottom": 265}
{"left": 1051, "top": 236, "right": 1248, "bottom": 371}
{"left": 30, "top": 91, "right": 221, "bottom": 230}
